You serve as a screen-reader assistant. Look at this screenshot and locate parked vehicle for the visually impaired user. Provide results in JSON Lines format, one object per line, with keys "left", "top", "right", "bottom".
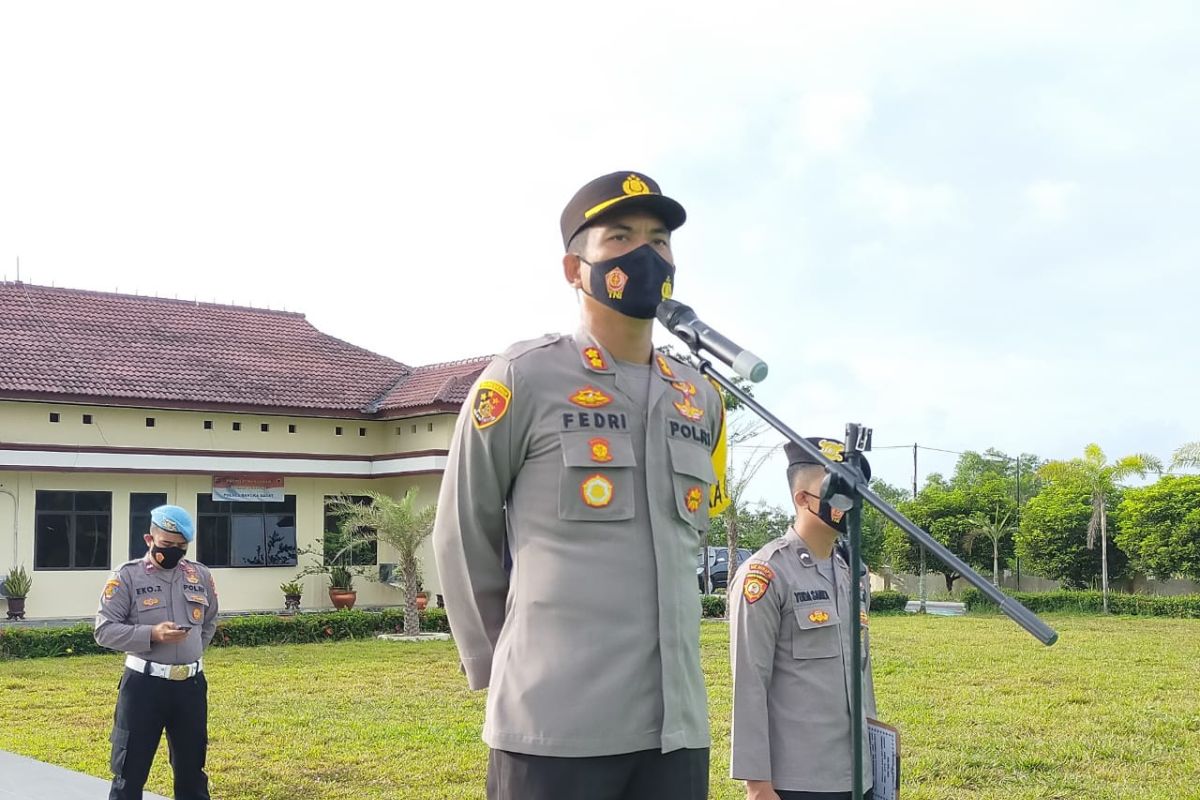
{"left": 697, "top": 546, "right": 753, "bottom": 593}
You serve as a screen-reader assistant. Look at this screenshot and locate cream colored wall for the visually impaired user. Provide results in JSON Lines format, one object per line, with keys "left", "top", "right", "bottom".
{"left": 0, "top": 469, "right": 449, "bottom": 620}
{"left": 0, "top": 401, "right": 457, "bottom": 456}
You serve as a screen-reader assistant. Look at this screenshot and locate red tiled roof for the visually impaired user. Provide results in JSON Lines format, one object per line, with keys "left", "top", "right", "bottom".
{"left": 372, "top": 357, "right": 494, "bottom": 413}
{"left": 0, "top": 282, "right": 489, "bottom": 415}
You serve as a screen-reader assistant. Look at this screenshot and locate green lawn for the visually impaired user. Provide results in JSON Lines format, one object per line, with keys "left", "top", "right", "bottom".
{"left": 1, "top": 614, "right": 1198, "bottom": 799}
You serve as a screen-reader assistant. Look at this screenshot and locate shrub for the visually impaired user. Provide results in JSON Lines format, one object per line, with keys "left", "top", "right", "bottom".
{"left": 0, "top": 608, "right": 453, "bottom": 660}
{"left": 870, "top": 590, "right": 910, "bottom": 613}
{"left": 961, "top": 588, "right": 1200, "bottom": 618}
{"left": 700, "top": 594, "right": 726, "bottom": 618}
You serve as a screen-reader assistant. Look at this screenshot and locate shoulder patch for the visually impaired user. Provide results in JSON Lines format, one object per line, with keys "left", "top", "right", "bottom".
{"left": 742, "top": 572, "right": 770, "bottom": 604}
{"left": 500, "top": 333, "right": 560, "bottom": 361}
{"left": 472, "top": 380, "right": 512, "bottom": 430}
{"left": 102, "top": 577, "right": 121, "bottom": 602}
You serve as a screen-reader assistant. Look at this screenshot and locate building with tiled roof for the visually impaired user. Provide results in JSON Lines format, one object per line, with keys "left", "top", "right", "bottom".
{"left": 0, "top": 281, "right": 490, "bottom": 619}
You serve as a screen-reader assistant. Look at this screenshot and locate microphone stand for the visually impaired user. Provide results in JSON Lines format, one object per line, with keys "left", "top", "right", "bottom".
{"left": 689, "top": 355, "right": 1058, "bottom": 800}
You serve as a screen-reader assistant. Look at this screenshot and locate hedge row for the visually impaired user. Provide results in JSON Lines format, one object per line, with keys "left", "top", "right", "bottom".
{"left": 962, "top": 588, "right": 1200, "bottom": 617}
{"left": 0, "top": 608, "right": 450, "bottom": 660}
{"left": 700, "top": 591, "right": 910, "bottom": 619}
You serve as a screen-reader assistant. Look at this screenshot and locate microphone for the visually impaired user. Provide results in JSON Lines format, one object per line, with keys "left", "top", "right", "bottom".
{"left": 657, "top": 299, "right": 769, "bottom": 383}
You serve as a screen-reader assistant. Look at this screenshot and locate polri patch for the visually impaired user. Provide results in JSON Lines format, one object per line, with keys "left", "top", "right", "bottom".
{"left": 589, "top": 437, "right": 614, "bottom": 463}
{"left": 743, "top": 574, "right": 769, "bottom": 604}
{"left": 472, "top": 380, "right": 512, "bottom": 430}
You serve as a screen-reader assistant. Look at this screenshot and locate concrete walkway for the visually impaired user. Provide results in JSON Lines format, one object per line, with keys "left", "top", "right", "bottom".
{"left": 0, "top": 750, "right": 170, "bottom": 799}
{"left": 905, "top": 600, "right": 966, "bottom": 616}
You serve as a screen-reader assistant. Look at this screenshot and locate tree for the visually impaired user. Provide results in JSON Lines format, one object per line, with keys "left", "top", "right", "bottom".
{"left": 708, "top": 503, "right": 792, "bottom": 553}
{"left": 1171, "top": 442, "right": 1200, "bottom": 471}
{"left": 1038, "top": 444, "right": 1162, "bottom": 611}
{"left": 326, "top": 488, "right": 437, "bottom": 636}
{"left": 1116, "top": 475, "right": 1200, "bottom": 582}
{"left": 965, "top": 508, "right": 1016, "bottom": 587}
{"left": 1016, "top": 478, "right": 1128, "bottom": 588}
{"left": 863, "top": 479, "right": 909, "bottom": 576}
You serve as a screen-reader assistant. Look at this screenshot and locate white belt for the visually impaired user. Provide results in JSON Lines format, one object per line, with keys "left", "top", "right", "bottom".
{"left": 126, "top": 655, "right": 203, "bottom": 681}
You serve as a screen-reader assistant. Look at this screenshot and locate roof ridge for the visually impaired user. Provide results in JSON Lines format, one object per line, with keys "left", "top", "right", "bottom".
{"left": 414, "top": 354, "right": 495, "bottom": 370}
{"left": 0, "top": 280, "right": 307, "bottom": 318}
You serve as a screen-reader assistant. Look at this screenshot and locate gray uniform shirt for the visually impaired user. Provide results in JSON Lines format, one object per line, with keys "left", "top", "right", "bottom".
{"left": 729, "top": 529, "right": 877, "bottom": 792}
{"left": 432, "top": 329, "right": 725, "bottom": 757}
{"left": 95, "top": 556, "right": 219, "bottom": 664}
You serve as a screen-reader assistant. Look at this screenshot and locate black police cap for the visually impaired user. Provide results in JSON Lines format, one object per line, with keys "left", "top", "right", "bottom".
{"left": 785, "top": 437, "right": 872, "bottom": 481}
{"left": 560, "top": 171, "right": 687, "bottom": 249}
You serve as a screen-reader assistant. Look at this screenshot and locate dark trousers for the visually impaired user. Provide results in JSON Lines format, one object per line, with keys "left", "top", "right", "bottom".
{"left": 487, "top": 747, "right": 708, "bottom": 800}
{"left": 108, "top": 667, "right": 210, "bottom": 800}
{"left": 778, "top": 790, "right": 874, "bottom": 799}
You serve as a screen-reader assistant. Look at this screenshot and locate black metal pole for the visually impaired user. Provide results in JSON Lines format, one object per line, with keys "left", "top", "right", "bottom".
{"left": 696, "top": 360, "right": 1059, "bottom": 646}
{"left": 845, "top": 423, "right": 866, "bottom": 800}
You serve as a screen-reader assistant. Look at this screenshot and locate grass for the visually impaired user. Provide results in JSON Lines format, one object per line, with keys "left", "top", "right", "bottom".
{"left": 1, "top": 614, "right": 1198, "bottom": 799}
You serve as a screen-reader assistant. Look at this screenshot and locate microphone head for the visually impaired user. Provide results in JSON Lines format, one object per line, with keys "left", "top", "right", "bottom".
{"left": 656, "top": 298, "right": 693, "bottom": 328}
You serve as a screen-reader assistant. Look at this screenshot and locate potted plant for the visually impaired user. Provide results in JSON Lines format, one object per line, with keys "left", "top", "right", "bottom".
{"left": 327, "top": 565, "right": 356, "bottom": 610}
{"left": 3, "top": 565, "right": 33, "bottom": 621}
{"left": 279, "top": 579, "right": 303, "bottom": 613}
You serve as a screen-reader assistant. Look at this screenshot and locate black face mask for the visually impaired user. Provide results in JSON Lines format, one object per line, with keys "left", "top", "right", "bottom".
{"left": 581, "top": 244, "right": 675, "bottom": 320}
{"left": 802, "top": 492, "right": 848, "bottom": 535}
{"left": 150, "top": 544, "right": 186, "bottom": 569}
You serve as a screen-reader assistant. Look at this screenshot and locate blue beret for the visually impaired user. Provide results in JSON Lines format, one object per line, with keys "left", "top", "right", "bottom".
{"left": 150, "top": 505, "right": 195, "bottom": 542}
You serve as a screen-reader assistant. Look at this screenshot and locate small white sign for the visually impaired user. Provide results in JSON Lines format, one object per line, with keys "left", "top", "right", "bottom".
{"left": 212, "top": 475, "right": 284, "bottom": 503}
{"left": 868, "top": 718, "right": 900, "bottom": 800}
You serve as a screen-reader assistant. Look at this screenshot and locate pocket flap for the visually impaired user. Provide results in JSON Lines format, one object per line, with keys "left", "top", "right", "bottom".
{"left": 184, "top": 593, "right": 209, "bottom": 606}
{"left": 668, "top": 438, "right": 716, "bottom": 483}
{"left": 560, "top": 432, "right": 636, "bottom": 468}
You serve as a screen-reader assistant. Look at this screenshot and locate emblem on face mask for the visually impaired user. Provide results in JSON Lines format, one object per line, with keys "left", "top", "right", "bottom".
{"left": 684, "top": 485, "right": 703, "bottom": 512}
{"left": 605, "top": 267, "right": 629, "bottom": 300}
{"left": 809, "top": 610, "right": 830, "bottom": 624}
{"left": 472, "top": 380, "right": 512, "bottom": 430}
{"left": 661, "top": 276, "right": 672, "bottom": 301}
{"left": 570, "top": 386, "right": 613, "bottom": 408}
{"left": 580, "top": 474, "right": 615, "bottom": 508}
{"left": 622, "top": 174, "right": 650, "bottom": 196}
{"left": 589, "top": 438, "right": 613, "bottom": 463}
{"left": 583, "top": 346, "right": 608, "bottom": 371}
{"left": 830, "top": 507, "right": 845, "bottom": 523}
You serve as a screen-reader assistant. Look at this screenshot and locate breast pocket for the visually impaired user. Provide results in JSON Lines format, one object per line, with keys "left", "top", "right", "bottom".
{"left": 135, "top": 594, "right": 169, "bottom": 624}
{"left": 792, "top": 604, "right": 842, "bottom": 659}
{"left": 183, "top": 592, "right": 209, "bottom": 626}
{"left": 558, "top": 432, "right": 637, "bottom": 522}
{"left": 667, "top": 438, "right": 716, "bottom": 531}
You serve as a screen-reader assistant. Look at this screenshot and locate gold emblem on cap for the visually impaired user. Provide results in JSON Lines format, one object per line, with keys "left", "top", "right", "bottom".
{"left": 622, "top": 174, "right": 650, "bottom": 196}
{"left": 818, "top": 439, "right": 845, "bottom": 462}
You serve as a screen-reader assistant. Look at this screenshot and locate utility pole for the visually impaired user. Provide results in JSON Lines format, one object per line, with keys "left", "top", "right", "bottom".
{"left": 914, "top": 442, "right": 926, "bottom": 613}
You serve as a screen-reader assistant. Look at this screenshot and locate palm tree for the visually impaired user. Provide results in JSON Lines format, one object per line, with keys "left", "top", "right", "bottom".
{"left": 965, "top": 507, "right": 1015, "bottom": 587}
{"left": 327, "top": 488, "right": 437, "bottom": 636}
{"left": 1171, "top": 442, "right": 1200, "bottom": 471}
{"left": 1038, "top": 444, "right": 1162, "bottom": 612}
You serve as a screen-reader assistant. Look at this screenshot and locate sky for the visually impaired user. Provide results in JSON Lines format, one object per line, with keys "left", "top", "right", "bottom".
{"left": 2, "top": 1, "right": 1197, "bottom": 511}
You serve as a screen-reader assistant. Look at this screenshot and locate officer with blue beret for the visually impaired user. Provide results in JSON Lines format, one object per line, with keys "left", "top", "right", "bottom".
{"left": 95, "top": 504, "right": 219, "bottom": 800}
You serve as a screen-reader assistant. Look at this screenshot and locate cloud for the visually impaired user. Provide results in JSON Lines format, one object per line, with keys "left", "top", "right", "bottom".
{"left": 1026, "top": 180, "right": 1080, "bottom": 223}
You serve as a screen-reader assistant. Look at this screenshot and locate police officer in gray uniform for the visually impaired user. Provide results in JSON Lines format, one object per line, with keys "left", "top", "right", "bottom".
{"left": 433, "top": 171, "right": 728, "bottom": 800}
{"left": 730, "top": 439, "right": 878, "bottom": 800}
{"left": 95, "top": 505, "right": 218, "bottom": 800}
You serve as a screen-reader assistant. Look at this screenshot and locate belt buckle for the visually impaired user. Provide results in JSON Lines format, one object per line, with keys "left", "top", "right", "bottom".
{"left": 168, "top": 664, "right": 190, "bottom": 681}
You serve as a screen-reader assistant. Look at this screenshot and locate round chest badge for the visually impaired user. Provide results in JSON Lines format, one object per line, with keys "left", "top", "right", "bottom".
{"left": 580, "top": 474, "right": 615, "bottom": 508}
